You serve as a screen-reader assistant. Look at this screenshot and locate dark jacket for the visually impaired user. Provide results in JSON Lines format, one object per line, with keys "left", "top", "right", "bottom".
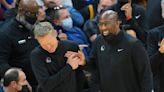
{"left": 147, "top": 25, "right": 164, "bottom": 92}
{"left": 31, "top": 40, "right": 86, "bottom": 92}
{"left": 0, "top": 18, "right": 38, "bottom": 90}
{"left": 89, "top": 31, "right": 153, "bottom": 92}
{"left": 146, "top": 0, "right": 164, "bottom": 30}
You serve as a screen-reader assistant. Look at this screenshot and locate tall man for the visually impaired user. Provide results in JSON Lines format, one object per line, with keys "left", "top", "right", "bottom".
{"left": 89, "top": 10, "right": 153, "bottom": 92}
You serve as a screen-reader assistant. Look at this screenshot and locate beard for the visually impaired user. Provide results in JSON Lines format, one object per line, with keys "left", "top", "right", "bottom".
{"left": 102, "top": 33, "right": 117, "bottom": 43}
{"left": 101, "top": 30, "right": 121, "bottom": 44}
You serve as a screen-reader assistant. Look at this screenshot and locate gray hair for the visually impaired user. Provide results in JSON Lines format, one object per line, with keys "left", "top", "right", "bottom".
{"left": 34, "top": 22, "right": 56, "bottom": 38}
{"left": 99, "top": 10, "right": 118, "bottom": 21}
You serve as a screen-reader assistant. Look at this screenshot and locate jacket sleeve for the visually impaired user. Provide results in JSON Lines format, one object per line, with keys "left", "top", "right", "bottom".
{"left": 30, "top": 50, "right": 73, "bottom": 92}
{"left": 87, "top": 38, "right": 100, "bottom": 92}
{"left": 0, "top": 33, "right": 11, "bottom": 79}
{"left": 132, "top": 40, "right": 153, "bottom": 92}
{"left": 126, "top": 5, "right": 147, "bottom": 47}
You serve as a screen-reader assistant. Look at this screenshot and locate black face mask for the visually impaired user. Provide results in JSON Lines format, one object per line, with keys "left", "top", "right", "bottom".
{"left": 24, "top": 14, "right": 37, "bottom": 25}
{"left": 18, "top": 85, "right": 30, "bottom": 92}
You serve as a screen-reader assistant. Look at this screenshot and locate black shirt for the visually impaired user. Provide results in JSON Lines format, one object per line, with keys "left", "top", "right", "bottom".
{"left": 147, "top": 25, "right": 164, "bottom": 92}
{"left": 31, "top": 40, "right": 86, "bottom": 92}
{"left": 89, "top": 31, "right": 153, "bottom": 92}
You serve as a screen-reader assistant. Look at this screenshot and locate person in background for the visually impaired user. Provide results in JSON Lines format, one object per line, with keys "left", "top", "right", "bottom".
{"left": 2, "top": 68, "right": 32, "bottom": 92}
{"left": 147, "top": 0, "right": 164, "bottom": 92}
{"left": 47, "top": 5, "right": 90, "bottom": 60}
{"left": 43, "top": 0, "right": 84, "bottom": 27}
{"left": 106, "top": 0, "right": 147, "bottom": 47}
{"left": 146, "top": 0, "right": 163, "bottom": 30}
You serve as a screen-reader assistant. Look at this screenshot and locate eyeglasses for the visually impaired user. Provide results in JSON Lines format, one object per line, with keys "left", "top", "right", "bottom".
{"left": 98, "top": 22, "right": 113, "bottom": 27}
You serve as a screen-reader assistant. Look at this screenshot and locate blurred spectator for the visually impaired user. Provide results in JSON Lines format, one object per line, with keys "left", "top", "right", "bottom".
{"left": 3, "top": 0, "right": 20, "bottom": 21}
{"left": 146, "top": 0, "right": 164, "bottom": 29}
{"left": 133, "top": 0, "right": 147, "bottom": 8}
{"left": 47, "top": 5, "right": 90, "bottom": 60}
{"left": 43, "top": 0, "right": 84, "bottom": 27}
{"left": 2, "top": 68, "right": 32, "bottom": 92}
{"left": 83, "top": 20, "right": 99, "bottom": 43}
{"left": 147, "top": 25, "right": 164, "bottom": 92}
{"left": 61, "top": 0, "right": 73, "bottom": 7}
{"left": 1, "top": 0, "right": 15, "bottom": 10}
{"left": 106, "top": 0, "right": 147, "bottom": 47}
{"left": 0, "top": 0, "right": 16, "bottom": 20}
{"left": 0, "top": 0, "right": 39, "bottom": 91}
{"left": 147, "top": 1, "right": 164, "bottom": 92}
{"left": 72, "top": 0, "right": 99, "bottom": 21}
{"left": 122, "top": 24, "right": 136, "bottom": 38}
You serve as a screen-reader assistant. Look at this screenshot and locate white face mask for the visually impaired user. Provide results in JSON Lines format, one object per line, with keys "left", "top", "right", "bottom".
{"left": 62, "top": 17, "right": 73, "bottom": 30}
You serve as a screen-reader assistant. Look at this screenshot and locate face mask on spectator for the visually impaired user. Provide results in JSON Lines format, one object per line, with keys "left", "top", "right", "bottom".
{"left": 24, "top": 13, "right": 37, "bottom": 25}
{"left": 18, "top": 85, "right": 30, "bottom": 92}
{"left": 62, "top": 17, "right": 73, "bottom": 30}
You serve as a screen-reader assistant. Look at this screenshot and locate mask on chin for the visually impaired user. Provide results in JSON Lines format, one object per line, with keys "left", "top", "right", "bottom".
{"left": 24, "top": 14, "right": 37, "bottom": 25}
{"left": 62, "top": 17, "right": 73, "bottom": 31}
{"left": 18, "top": 85, "right": 30, "bottom": 92}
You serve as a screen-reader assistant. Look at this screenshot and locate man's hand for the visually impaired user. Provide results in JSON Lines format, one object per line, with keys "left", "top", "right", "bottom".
{"left": 58, "top": 30, "right": 67, "bottom": 40}
{"left": 121, "top": 3, "right": 132, "bottom": 19}
{"left": 65, "top": 50, "right": 86, "bottom": 66}
{"left": 66, "top": 53, "right": 79, "bottom": 70}
{"left": 77, "top": 50, "right": 86, "bottom": 66}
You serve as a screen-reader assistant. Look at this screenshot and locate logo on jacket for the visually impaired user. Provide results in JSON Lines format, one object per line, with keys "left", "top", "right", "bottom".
{"left": 100, "top": 45, "right": 105, "bottom": 51}
{"left": 117, "top": 48, "right": 124, "bottom": 52}
{"left": 135, "top": 15, "right": 141, "bottom": 19}
{"left": 18, "top": 39, "right": 26, "bottom": 44}
{"left": 46, "top": 57, "right": 52, "bottom": 63}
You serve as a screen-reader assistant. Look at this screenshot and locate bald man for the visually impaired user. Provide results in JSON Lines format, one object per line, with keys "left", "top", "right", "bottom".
{"left": 0, "top": 0, "right": 39, "bottom": 91}
{"left": 88, "top": 10, "right": 153, "bottom": 92}
{"left": 2, "top": 68, "right": 32, "bottom": 92}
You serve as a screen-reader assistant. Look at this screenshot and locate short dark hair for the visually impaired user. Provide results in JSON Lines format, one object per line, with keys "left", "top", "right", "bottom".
{"left": 2, "top": 68, "right": 22, "bottom": 87}
{"left": 99, "top": 10, "right": 119, "bottom": 21}
{"left": 46, "top": 5, "right": 66, "bottom": 21}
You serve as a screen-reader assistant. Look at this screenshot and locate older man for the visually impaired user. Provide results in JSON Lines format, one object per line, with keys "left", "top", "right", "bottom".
{"left": 31, "top": 22, "right": 86, "bottom": 92}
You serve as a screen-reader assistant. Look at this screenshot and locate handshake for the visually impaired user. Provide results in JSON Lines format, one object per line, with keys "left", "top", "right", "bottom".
{"left": 65, "top": 50, "right": 86, "bottom": 70}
